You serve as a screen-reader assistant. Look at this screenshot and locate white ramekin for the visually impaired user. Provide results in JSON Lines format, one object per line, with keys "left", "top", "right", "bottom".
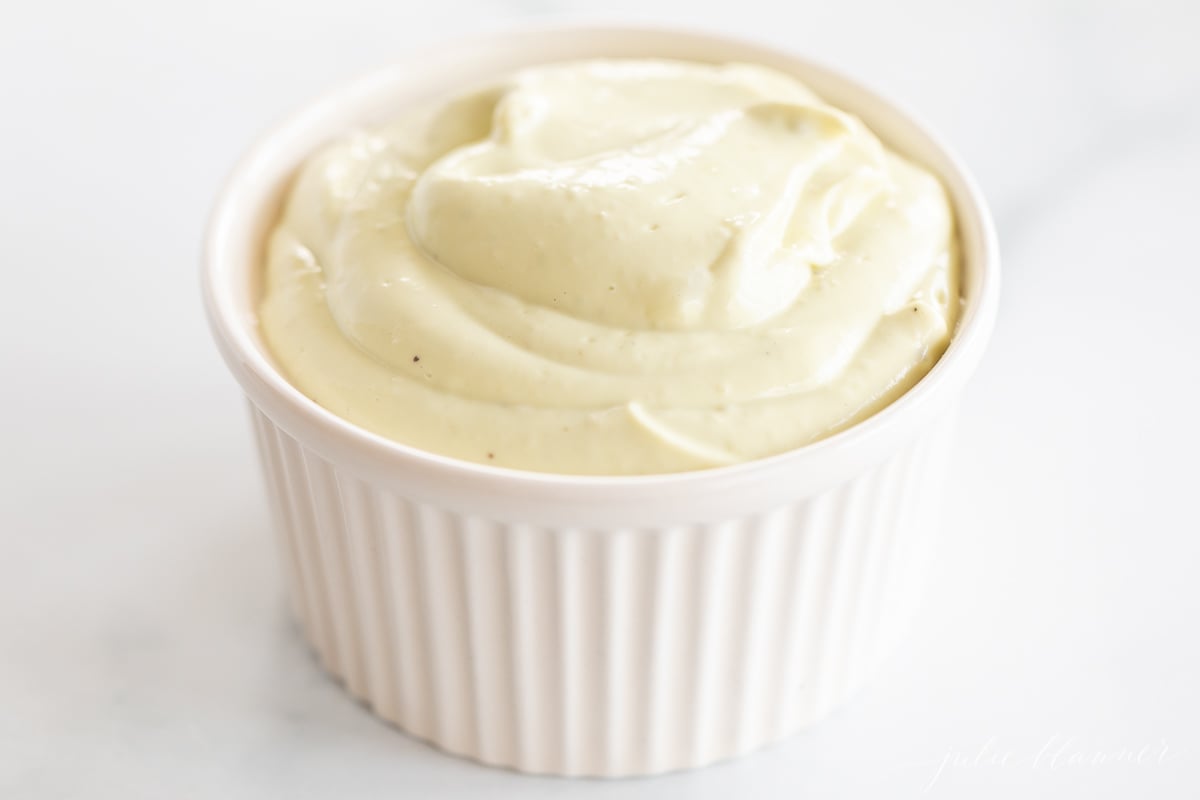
{"left": 202, "top": 24, "right": 999, "bottom": 777}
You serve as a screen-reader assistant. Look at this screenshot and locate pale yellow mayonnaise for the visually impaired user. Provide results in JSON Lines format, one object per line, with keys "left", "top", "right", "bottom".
{"left": 261, "top": 59, "right": 959, "bottom": 474}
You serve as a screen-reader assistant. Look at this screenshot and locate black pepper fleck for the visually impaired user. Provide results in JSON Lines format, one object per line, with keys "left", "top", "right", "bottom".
{"left": 412, "top": 355, "right": 420, "bottom": 362}
{"left": 487, "top": 452, "right": 494, "bottom": 459}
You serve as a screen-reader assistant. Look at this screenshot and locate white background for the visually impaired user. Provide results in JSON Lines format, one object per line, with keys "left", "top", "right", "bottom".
{"left": 2, "top": 1, "right": 1198, "bottom": 797}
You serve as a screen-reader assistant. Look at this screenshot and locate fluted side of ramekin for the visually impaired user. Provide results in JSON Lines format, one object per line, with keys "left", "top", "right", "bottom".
{"left": 247, "top": 401, "right": 956, "bottom": 777}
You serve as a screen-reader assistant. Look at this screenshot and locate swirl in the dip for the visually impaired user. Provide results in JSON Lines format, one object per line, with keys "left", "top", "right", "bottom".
{"left": 260, "top": 59, "right": 959, "bottom": 474}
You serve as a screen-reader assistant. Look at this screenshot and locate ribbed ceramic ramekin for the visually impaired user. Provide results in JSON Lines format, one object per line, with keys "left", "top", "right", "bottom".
{"left": 202, "top": 24, "right": 999, "bottom": 777}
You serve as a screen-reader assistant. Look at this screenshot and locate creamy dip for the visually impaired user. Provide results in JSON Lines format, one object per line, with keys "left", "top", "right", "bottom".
{"left": 260, "top": 59, "right": 959, "bottom": 474}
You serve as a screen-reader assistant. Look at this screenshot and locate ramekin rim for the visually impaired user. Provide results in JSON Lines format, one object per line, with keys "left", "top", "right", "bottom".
{"left": 201, "top": 21, "right": 1000, "bottom": 492}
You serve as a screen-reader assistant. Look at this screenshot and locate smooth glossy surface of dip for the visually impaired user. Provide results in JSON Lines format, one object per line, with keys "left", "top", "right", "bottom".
{"left": 260, "top": 59, "right": 959, "bottom": 474}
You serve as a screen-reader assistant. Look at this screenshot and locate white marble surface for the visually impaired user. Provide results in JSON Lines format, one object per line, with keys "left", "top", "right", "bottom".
{"left": 2, "top": 1, "right": 1199, "bottom": 797}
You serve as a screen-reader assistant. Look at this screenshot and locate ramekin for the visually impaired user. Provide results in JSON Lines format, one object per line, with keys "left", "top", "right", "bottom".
{"left": 202, "top": 23, "right": 999, "bottom": 777}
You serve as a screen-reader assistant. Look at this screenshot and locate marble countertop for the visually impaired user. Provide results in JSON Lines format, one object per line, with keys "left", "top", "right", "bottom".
{"left": 2, "top": 1, "right": 1198, "bottom": 797}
